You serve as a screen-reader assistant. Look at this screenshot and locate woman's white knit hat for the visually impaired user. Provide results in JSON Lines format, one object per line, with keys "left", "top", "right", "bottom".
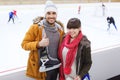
{"left": 44, "top": 0, "right": 57, "bottom": 14}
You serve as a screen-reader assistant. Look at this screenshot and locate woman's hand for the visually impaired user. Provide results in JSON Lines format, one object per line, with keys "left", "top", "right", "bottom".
{"left": 74, "top": 76, "right": 81, "bottom": 80}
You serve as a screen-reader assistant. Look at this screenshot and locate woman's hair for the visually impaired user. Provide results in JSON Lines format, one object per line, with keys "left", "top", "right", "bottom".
{"left": 67, "top": 18, "right": 81, "bottom": 29}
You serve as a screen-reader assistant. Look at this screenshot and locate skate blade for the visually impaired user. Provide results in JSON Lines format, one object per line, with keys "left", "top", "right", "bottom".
{"left": 39, "top": 63, "right": 61, "bottom": 72}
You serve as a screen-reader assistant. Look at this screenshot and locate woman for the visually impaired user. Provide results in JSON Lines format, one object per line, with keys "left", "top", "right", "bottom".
{"left": 58, "top": 18, "right": 92, "bottom": 80}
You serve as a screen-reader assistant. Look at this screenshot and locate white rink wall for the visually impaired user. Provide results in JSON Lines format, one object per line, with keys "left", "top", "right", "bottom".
{"left": 90, "top": 44, "right": 120, "bottom": 80}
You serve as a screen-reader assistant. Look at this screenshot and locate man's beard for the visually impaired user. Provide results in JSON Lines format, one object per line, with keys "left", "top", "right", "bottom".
{"left": 47, "top": 20, "right": 56, "bottom": 26}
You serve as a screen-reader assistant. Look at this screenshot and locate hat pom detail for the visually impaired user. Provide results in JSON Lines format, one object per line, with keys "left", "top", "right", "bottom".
{"left": 44, "top": 0, "right": 57, "bottom": 14}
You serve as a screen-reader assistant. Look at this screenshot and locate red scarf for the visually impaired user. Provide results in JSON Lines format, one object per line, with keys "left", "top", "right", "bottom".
{"left": 58, "top": 31, "right": 83, "bottom": 80}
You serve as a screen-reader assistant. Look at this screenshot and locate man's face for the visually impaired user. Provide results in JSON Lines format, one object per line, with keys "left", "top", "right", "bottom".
{"left": 45, "top": 11, "right": 57, "bottom": 26}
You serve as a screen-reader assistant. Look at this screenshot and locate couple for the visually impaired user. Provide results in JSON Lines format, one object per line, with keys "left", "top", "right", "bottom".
{"left": 21, "top": 0, "right": 92, "bottom": 80}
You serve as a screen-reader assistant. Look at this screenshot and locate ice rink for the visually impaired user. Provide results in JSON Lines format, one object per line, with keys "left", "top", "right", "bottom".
{"left": 0, "top": 2, "right": 120, "bottom": 77}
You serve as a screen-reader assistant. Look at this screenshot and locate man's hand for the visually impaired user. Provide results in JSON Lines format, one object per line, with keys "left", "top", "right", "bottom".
{"left": 38, "top": 34, "right": 49, "bottom": 47}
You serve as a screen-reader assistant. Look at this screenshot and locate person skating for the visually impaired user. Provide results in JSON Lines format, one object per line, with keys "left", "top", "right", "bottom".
{"left": 107, "top": 16, "right": 117, "bottom": 31}
{"left": 8, "top": 10, "right": 17, "bottom": 23}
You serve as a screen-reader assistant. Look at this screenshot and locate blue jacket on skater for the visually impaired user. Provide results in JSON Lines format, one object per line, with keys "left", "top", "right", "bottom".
{"left": 8, "top": 10, "right": 17, "bottom": 23}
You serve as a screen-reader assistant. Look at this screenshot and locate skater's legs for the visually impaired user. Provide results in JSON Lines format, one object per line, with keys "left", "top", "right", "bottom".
{"left": 113, "top": 23, "right": 117, "bottom": 30}
{"left": 8, "top": 17, "right": 11, "bottom": 22}
{"left": 107, "top": 23, "right": 110, "bottom": 31}
{"left": 12, "top": 17, "right": 14, "bottom": 23}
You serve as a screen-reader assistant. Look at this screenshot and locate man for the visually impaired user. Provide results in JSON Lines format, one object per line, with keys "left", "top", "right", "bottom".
{"left": 107, "top": 16, "right": 117, "bottom": 31}
{"left": 21, "top": 0, "right": 64, "bottom": 80}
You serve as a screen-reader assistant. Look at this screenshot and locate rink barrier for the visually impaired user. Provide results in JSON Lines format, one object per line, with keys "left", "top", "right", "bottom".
{"left": 1, "top": 0, "right": 119, "bottom": 5}
{"left": 0, "top": 66, "right": 26, "bottom": 76}
{"left": 0, "top": 43, "right": 120, "bottom": 77}
{"left": 92, "top": 42, "right": 120, "bottom": 54}
{"left": 90, "top": 43, "right": 120, "bottom": 80}
{"left": 1, "top": 3, "right": 120, "bottom": 11}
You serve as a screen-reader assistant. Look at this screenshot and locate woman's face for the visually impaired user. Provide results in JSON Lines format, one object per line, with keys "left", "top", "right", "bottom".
{"left": 67, "top": 27, "right": 81, "bottom": 39}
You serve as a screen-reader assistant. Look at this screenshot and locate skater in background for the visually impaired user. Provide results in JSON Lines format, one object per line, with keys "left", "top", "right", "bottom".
{"left": 102, "top": 3, "right": 105, "bottom": 16}
{"left": 8, "top": 10, "right": 17, "bottom": 23}
{"left": 78, "top": 5, "right": 81, "bottom": 14}
{"left": 107, "top": 16, "right": 117, "bottom": 31}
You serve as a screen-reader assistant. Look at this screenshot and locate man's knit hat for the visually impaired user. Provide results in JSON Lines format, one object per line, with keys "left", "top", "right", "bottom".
{"left": 44, "top": 0, "right": 57, "bottom": 14}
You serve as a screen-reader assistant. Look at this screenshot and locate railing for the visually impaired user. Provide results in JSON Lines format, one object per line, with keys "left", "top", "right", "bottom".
{"left": 0, "top": 0, "right": 120, "bottom": 5}
{"left": 90, "top": 43, "right": 120, "bottom": 80}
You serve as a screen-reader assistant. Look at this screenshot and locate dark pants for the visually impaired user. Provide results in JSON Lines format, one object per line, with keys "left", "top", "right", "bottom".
{"left": 107, "top": 23, "right": 117, "bottom": 31}
{"left": 8, "top": 17, "right": 14, "bottom": 23}
{"left": 46, "top": 68, "right": 59, "bottom": 80}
